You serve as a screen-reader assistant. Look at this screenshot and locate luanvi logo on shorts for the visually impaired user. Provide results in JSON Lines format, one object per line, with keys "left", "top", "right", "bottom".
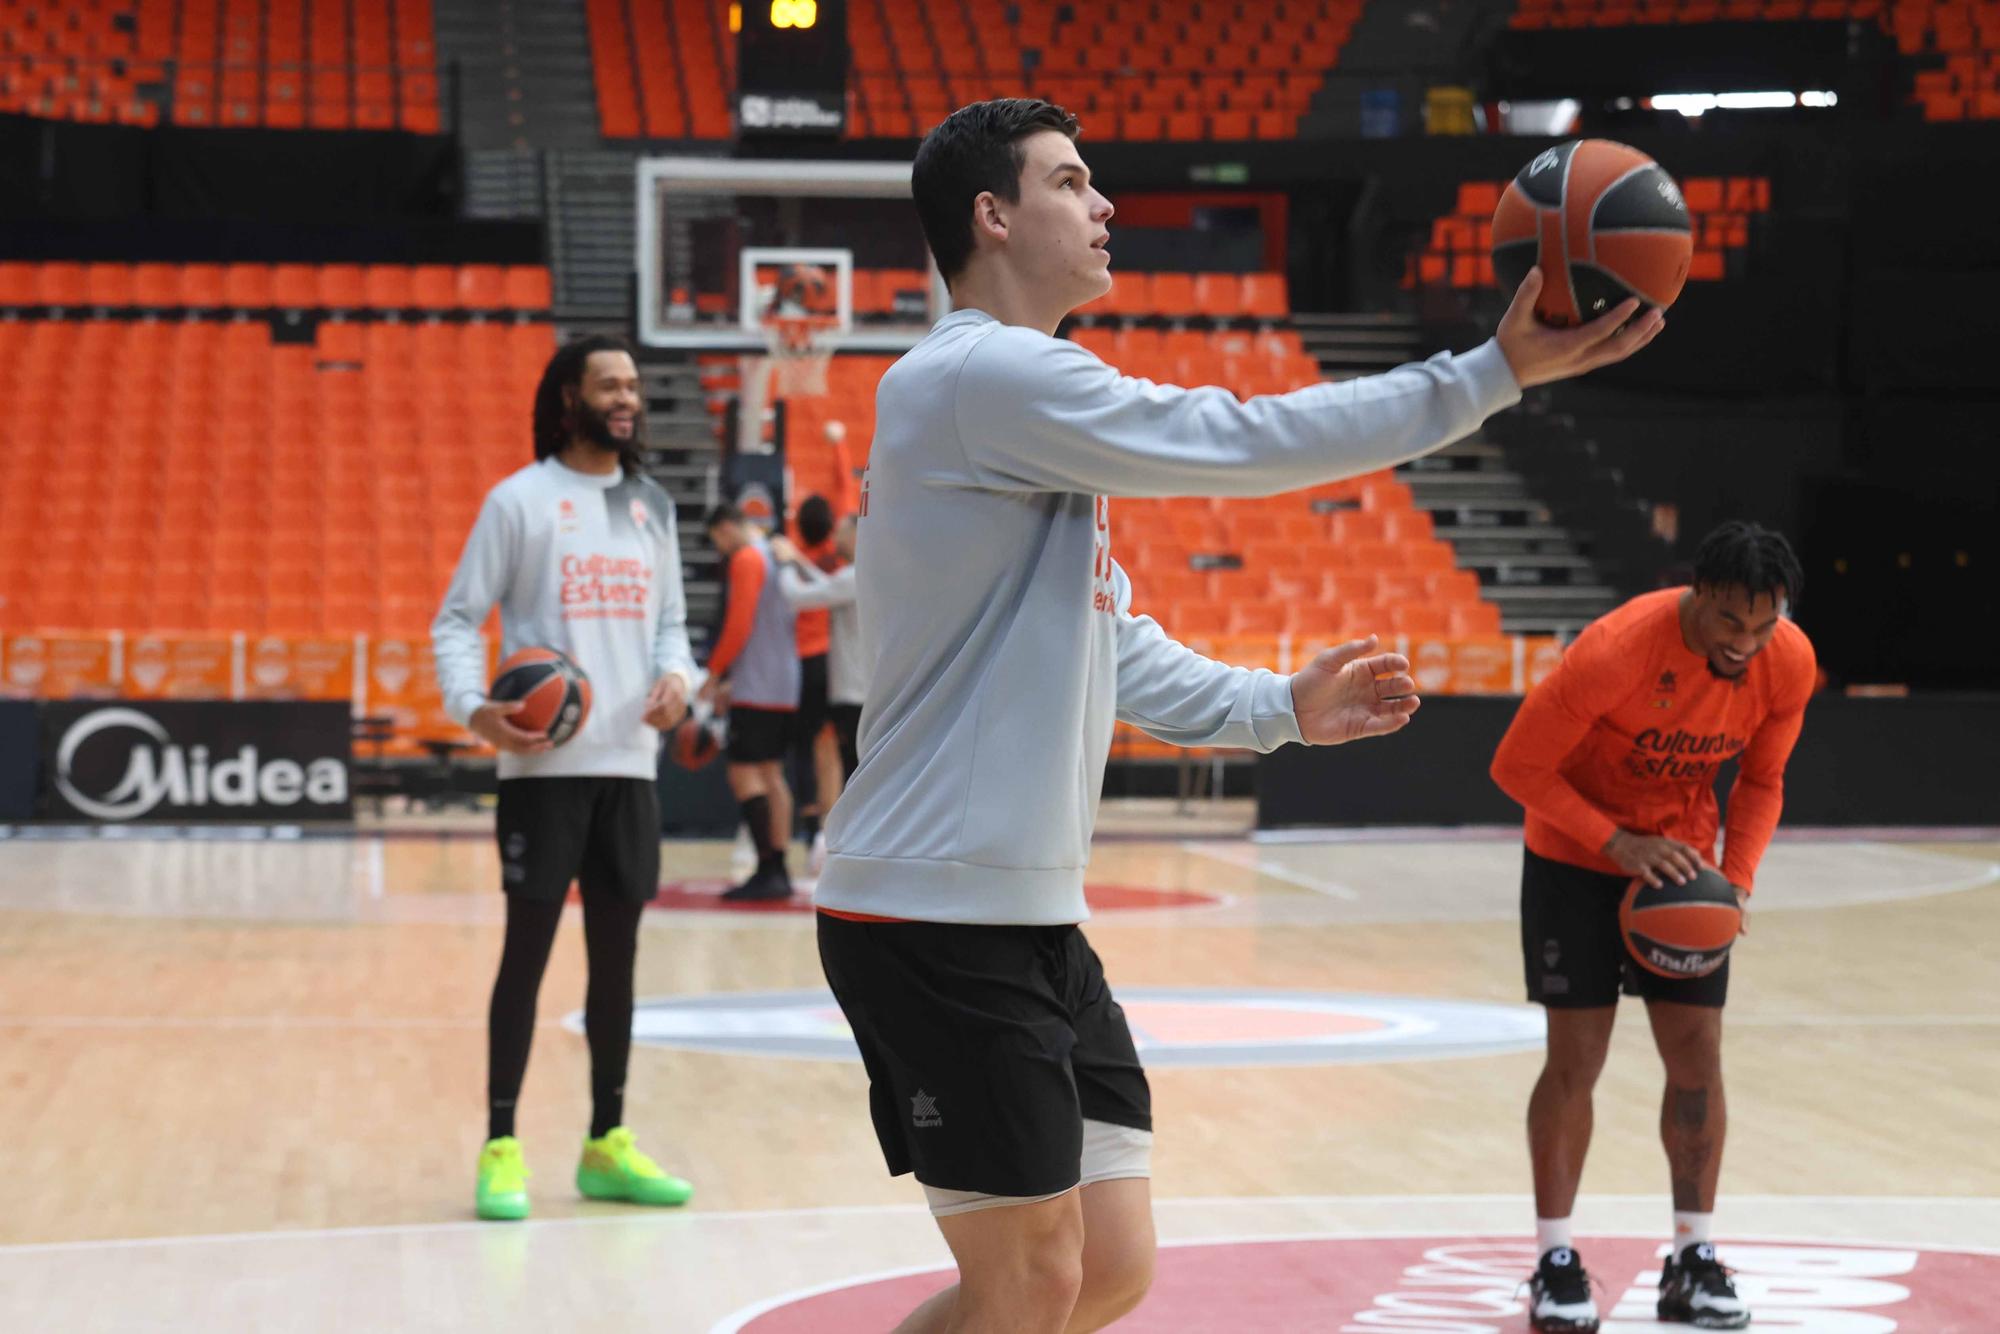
{"left": 42, "top": 702, "right": 353, "bottom": 823}
{"left": 910, "top": 1090, "right": 942, "bottom": 1128}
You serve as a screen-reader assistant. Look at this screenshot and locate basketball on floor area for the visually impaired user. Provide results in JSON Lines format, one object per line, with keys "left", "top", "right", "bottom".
{"left": 1491, "top": 138, "right": 1693, "bottom": 327}
{"left": 489, "top": 646, "right": 592, "bottom": 746}
{"left": 1620, "top": 867, "right": 1743, "bottom": 979}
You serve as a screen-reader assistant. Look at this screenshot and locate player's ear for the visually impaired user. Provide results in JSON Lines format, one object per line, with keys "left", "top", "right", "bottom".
{"left": 972, "top": 191, "right": 1008, "bottom": 242}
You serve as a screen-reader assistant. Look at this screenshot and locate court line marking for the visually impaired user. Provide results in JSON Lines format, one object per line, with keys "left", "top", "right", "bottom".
{"left": 9, "top": 1007, "right": 2000, "bottom": 1035}
{"left": 1252, "top": 825, "right": 2000, "bottom": 846}
{"left": 6, "top": 1194, "right": 1996, "bottom": 1258}
{"left": 1179, "top": 841, "right": 1359, "bottom": 899}
{"left": 706, "top": 1225, "right": 2000, "bottom": 1334}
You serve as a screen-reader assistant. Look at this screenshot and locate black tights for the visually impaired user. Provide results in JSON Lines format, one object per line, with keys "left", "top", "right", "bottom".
{"left": 487, "top": 893, "right": 645, "bottom": 1142}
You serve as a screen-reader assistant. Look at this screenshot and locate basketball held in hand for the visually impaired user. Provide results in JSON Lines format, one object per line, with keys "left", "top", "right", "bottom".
{"left": 1620, "top": 867, "right": 1742, "bottom": 979}
{"left": 490, "top": 647, "right": 593, "bottom": 747}
{"left": 1492, "top": 139, "right": 1693, "bottom": 328}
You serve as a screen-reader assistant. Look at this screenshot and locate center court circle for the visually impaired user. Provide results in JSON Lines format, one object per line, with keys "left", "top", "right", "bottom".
{"left": 600, "top": 987, "right": 1546, "bottom": 1065}
{"left": 716, "top": 1236, "right": 2000, "bottom": 1333}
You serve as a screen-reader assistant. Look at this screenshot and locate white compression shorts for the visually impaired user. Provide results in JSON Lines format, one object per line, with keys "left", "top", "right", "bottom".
{"left": 921, "top": 1119, "right": 1154, "bottom": 1218}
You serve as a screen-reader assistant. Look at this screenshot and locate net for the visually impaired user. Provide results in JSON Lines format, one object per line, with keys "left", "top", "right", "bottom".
{"left": 749, "top": 312, "right": 840, "bottom": 398}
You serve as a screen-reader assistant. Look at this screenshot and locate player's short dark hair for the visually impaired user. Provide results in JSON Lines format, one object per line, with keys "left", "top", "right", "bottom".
{"left": 532, "top": 333, "right": 641, "bottom": 469}
{"left": 913, "top": 98, "right": 1081, "bottom": 285}
{"left": 795, "top": 494, "right": 835, "bottom": 546}
{"left": 1692, "top": 520, "right": 1803, "bottom": 609}
{"left": 704, "top": 502, "right": 745, "bottom": 530}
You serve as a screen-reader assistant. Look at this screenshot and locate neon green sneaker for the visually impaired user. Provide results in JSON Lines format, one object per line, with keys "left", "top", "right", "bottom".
{"left": 476, "top": 1137, "right": 530, "bottom": 1221}
{"left": 575, "top": 1126, "right": 693, "bottom": 1207}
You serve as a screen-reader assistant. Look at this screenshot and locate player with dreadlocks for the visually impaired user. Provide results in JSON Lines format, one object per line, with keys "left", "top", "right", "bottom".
{"left": 434, "top": 332, "right": 700, "bottom": 1222}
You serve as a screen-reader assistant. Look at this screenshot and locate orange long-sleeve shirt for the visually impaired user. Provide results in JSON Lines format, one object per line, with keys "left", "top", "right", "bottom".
{"left": 706, "top": 545, "right": 768, "bottom": 682}
{"left": 1489, "top": 587, "right": 1815, "bottom": 892}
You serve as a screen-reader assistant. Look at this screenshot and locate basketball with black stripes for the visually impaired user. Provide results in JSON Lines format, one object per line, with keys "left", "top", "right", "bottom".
{"left": 489, "top": 646, "right": 592, "bottom": 746}
{"left": 1620, "top": 867, "right": 1742, "bottom": 979}
{"left": 1491, "top": 139, "right": 1692, "bottom": 327}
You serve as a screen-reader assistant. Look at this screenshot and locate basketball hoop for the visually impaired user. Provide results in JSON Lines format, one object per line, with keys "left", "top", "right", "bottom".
{"left": 752, "top": 313, "right": 840, "bottom": 398}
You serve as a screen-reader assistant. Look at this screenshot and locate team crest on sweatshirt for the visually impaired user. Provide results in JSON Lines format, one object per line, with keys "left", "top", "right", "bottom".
{"left": 630, "top": 498, "right": 650, "bottom": 530}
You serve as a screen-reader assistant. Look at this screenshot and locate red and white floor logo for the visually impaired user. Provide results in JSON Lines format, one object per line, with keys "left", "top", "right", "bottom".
{"left": 718, "top": 1236, "right": 2000, "bottom": 1332}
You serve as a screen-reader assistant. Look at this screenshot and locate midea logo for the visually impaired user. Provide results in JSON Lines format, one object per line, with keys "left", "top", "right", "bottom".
{"left": 55, "top": 708, "right": 348, "bottom": 821}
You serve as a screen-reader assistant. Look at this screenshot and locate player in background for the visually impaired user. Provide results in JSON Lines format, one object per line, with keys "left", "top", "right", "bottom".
{"left": 434, "top": 334, "right": 697, "bottom": 1222}
{"left": 1491, "top": 521, "right": 1814, "bottom": 1332}
{"left": 701, "top": 503, "right": 801, "bottom": 901}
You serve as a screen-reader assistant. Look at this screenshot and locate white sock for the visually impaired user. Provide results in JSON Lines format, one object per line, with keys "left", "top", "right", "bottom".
{"left": 1674, "top": 1210, "right": 1713, "bottom": 1248}
{"left": 1536, "top": 1217, "right": 1573, "bottom": 1256}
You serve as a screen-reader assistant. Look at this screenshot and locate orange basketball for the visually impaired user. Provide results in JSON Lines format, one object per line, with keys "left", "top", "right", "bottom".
{"left": 1492, "top": 139, "right": 1693, "bottom": 327}
{"left": 1620, "top": 867, "right": 1742, "bottom": 979}
{"left": 489, "top": 646, "right": 592, "bottom": 746}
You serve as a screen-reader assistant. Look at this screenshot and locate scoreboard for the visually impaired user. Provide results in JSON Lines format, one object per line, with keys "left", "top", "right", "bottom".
{"left": 734, "top": 0, "right": 850, "bottom": 137}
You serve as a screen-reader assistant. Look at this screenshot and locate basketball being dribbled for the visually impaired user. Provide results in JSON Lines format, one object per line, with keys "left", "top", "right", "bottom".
{"left": 1620, "top": 867, "right": 1742, "bottom": 979}
{"left": 490, "top": 647, "right": 592, "bottom": 746}
{"left": 1492, "top": 139, "right": 1693, "bottom": 327}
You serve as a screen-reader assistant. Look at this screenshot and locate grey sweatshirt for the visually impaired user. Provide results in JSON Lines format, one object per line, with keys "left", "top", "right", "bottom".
{"left": 432, "top": 458, "right": 696, "bottom": 782}
{"left": 814, "top": 309, "right": 1521, "bottom": 925}
{"left": 776, "top": 561, "right": 864, "bottom": 706}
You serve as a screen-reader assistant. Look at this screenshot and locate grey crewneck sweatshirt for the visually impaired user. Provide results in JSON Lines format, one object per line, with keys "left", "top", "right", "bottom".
{"left": 815, "top": 309, "right": 1521, "bottom": 925}
{"left": 432, "top": 458, "right": 696, "bottom": 782}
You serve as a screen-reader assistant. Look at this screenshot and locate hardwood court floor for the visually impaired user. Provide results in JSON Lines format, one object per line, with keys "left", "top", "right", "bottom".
{"left": 1, "top": 816, "right": 1996, "bottom": 1330}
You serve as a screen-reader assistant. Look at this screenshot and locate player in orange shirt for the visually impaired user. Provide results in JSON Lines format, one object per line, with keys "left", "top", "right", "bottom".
{"left": 1490, "top": 521, "right": 1814, "bottom": 1333}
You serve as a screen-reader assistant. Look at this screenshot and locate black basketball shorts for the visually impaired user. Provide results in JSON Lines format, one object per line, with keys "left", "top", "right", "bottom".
{"left": 496, "top": 776, "right": 661, "bottom": 904}
{"left": 725, "top": 705, "right": 792, "bottom": 764}
{"left": 1521, "top": 847, "right": 1730, "bottom": 1009}
{"left": 817, "top": 912, "right": 1153, "bottom": 1198}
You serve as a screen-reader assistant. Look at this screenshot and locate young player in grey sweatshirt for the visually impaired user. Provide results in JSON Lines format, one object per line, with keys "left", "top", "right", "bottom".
{"left": 815, "top": 101, "right": 1666, "bottom": 1334}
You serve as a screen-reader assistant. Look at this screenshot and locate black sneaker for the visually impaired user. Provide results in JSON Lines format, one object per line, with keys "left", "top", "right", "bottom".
{"left": 1657, "top": 1241, "right": 1751, "bottom": 1329}
{"left": 1527, "top": 1246, "right": 1599, "bottom": 1333}
{"left": 720, "top": 868, "right": 793, "bottom": 902}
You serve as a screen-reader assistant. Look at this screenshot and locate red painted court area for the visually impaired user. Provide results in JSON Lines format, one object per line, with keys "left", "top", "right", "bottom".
{"left": 734, "top": 1236, "right": 1999, "bottom": 1332}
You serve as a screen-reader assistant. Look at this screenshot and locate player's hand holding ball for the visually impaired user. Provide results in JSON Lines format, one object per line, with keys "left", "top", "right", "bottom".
{"left": 1497, "top": 269, "right": 1663, "bottom": 387}
{"left": 468, "top": 701, "right": 555, "bottom": 755}
{"left": 1290, "top": 635, "right": 1421, "bottom": 744}
{"left": 1602, "top": 828, "right": 1705, "bottom": 888}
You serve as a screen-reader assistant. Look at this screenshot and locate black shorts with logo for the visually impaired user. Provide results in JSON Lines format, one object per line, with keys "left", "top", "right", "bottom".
{"left": 726, "top": 705, "right": 792, "bottom": 763}
{"left": 1521, "top": 847, "right": 1730, "bottom": 1009}
{"left": 496, "top": 777, "right": 660, "bottom": 903}
{"left": 817, "top": 912, "right": 1152, "bottom": 1197}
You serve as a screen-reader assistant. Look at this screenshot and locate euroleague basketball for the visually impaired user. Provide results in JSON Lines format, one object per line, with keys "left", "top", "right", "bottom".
{"left": 1492, "top": 138, "right": 1693, "bottom": 327}
{"left": 489, "top": 646, "right": 592, "bottom": 746}
{"left": 1620, "top": 867, "right": 1743, "bottom": 979}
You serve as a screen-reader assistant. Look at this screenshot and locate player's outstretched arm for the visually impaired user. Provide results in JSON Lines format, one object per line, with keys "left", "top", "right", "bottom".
{"left": 953, "top": 321, "right": 1522, "bottom": 499}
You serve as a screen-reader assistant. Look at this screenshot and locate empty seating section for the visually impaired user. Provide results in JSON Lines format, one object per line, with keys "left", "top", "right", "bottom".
{"left": 585, "top": 0, "right": 1359, "bottom": 140}
{"left": 0, "top": 262, "right": 553, "bottom": 743}
{"left": 1406, "top": 177, "right": 1768, "bottom": 291}
{"left": 0, "top": 0, "right": 439, "bottom": 131}
{"left": 1509, "top": 0, "right": 2000, "bottom": 121}
{"left": 852, "top": 0, "right": 1359, "bottom": 141}
{"left": 0, "top": 260, "right": 553, "bottom": 311}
